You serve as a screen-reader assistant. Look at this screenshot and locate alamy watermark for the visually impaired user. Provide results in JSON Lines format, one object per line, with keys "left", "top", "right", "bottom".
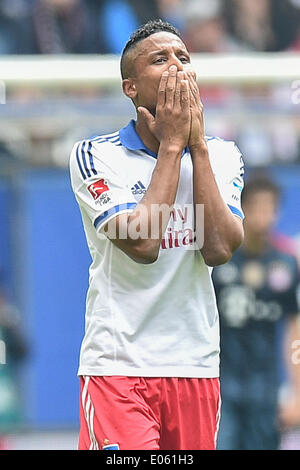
{"left": 0, "top": 80, "right": 6, "bottom": 104}
{"left": 291, "top": 339, "right": 300, "bottom": 365}
{"left": 99, "top": 203, "right": 205, "bottom": 251}
{"left": 291, "top": 80, "right": 300, "bottom": 105}
{"left": 0, "top": 340, "right": 6, "bottom": 365}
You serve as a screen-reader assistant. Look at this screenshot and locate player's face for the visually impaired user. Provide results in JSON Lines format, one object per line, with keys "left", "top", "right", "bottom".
{"left": 243, "top": 191, "right": 278, "bottom": 237}
{"left": 123, "top": 32, "right": 193, "bottom": 114}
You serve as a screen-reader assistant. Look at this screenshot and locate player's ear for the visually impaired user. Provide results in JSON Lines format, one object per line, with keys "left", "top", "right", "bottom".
{"left": 122, "top": 78, "right": 138, "bottom": 100}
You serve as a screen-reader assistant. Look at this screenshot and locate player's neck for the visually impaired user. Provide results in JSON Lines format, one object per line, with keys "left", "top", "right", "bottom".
{"left": 135, "top": 116, "right": 160, "bottom": 155}
{"left": 243, "top": 231, "right": 269, "bottom": 255}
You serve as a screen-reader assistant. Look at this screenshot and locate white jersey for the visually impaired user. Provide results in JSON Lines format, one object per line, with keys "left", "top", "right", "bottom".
{"left": 69, "top": 120, "right": 244, "bottom": 378}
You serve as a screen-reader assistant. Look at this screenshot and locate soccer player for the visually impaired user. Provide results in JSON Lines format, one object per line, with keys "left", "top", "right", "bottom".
{"left": 213, "top": 176, "right": 300, "bottom": 450}
{"left": 69, "top": 19, "right": 244, "bottom": 450}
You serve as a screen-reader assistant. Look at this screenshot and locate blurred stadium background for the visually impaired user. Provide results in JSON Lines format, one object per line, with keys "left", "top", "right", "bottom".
{"left": 0, "top": 0, "right": 300, "bottom": 450}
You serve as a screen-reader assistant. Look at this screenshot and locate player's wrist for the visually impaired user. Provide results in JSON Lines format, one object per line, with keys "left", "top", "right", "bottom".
{"left": 189, "top": 140, "right": 208, "bottom": 156}
{"left": 158, "top": 139, "right": 186, "bottom": 155}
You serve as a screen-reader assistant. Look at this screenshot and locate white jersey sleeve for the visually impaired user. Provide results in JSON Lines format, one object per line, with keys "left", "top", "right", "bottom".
{"left": 69, "top": 139, "right": 137, "bottom": 232}
{"left": 208, "top": 139, "right": 245, "bottom": 220}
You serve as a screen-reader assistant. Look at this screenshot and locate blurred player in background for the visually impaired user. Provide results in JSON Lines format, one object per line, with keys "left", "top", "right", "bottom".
{"left": 70, "top": 19, "right": 244, "bottom": 450}
{"left": 0, "top": 281, "right": 27, "bottom": 450}
{"left": 213, "top": 175, "right": 300, "bottom": 450}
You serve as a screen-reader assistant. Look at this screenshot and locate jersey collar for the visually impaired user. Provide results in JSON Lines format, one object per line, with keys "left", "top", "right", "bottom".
{"left": 119, "top": 119, "right": 188, "bottom": 159}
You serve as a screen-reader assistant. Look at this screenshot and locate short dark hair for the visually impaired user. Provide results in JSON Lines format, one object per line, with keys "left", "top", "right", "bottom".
{"left": 241, "top": 174, "right": 281, "bottom": 205}
{"left": 120, "top": 19, "right": 182, "bottom": 79}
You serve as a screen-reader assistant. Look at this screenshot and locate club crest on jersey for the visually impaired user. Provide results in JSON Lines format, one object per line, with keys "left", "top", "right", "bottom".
{"left": 88, "top": 179, "right": 109, "bottom": 200}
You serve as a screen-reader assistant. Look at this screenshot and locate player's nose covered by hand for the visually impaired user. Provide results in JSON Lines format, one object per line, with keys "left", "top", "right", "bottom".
{"left": 138, "top": 64, "right": 190, "bottom": 148}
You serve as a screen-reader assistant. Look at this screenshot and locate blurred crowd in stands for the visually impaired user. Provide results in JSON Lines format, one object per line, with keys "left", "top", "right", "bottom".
{"left": 0, "top": 2, "right": 300, "bottom": 451}
{"left": 0, "top": 0, "right": 300, "bottom": 55}
{"left": 0, "top": 0, "right": 300, "bottom": 169}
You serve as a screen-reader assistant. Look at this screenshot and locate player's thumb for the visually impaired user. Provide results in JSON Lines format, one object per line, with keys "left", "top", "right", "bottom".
{"left": 137, "top": 106, "right": 155, "bottom": 131}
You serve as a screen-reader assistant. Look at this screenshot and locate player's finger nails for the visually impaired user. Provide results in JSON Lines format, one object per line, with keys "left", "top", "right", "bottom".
{"left": 188, "top": 70, "right": 197, "bottom": 81}
{"left": 186, "top": 71, "right": 195, "bottom": 85}
{"left": 181, "top": 79, "right": 189, "bottom": 98}
{"left": 158, "top": 71, "right": 169, "bottom": 92}
{"left": 186, "top": 72, "right": 195, "bottom": 88}
{"left": 177, "top": 71, "right": 184, "bottom": 81}
{"left": 186, "top": 68, "right": 196, "bottom": 78}
{"left": 184, "top": 62, "right": 195, "bottom": 73}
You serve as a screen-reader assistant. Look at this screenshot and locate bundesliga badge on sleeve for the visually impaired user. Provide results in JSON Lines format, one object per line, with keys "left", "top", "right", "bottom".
{"left": 88, "top": 179, "right": 110, "bottom": 200}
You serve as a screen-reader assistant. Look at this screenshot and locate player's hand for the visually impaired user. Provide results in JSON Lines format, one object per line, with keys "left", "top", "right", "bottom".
{"left": 137, "top": 65, "right": 191, "bottom": 151}
{"left": 184, "top": 69, "right": 206, "bottom": 151}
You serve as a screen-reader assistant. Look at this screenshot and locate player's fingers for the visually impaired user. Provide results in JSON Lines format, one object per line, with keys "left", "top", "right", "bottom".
{"left": 185, "top": 70, "right": 197, "bottom": 91}
{"left": 174, "top": 71, "right": 183, "bottom": 108}
{"left": 137, "top": 106, "right": 155, "bottom": 133}
{"left": 187, "top": 71, "right": 200, "bottom": 103}
{"left": 165, "top": 65, "right": 178, "bottom": 107}
{"left": 157, "top": 71, "right": 169, "bottom": 108}
{"left": 185, "top": 71, "right": 203, "bottom": 112}
{"left": 186, "top": 69, "right": 197, "bottom": 86}
{"left": 180, "top": 79, "right": 190, "bottom": 111}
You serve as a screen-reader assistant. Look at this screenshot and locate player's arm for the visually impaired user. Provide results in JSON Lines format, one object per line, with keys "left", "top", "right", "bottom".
{"left": 191, "top": 146, "right": 244, "bottom": 267}
{"left": 186, "top": 71, "right": 244, "bottom": 267}
{"left": 104, "top": 67, "right": 191, "bottom": 264}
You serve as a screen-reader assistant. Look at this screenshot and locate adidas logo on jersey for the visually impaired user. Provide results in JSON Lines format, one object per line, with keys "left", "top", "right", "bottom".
{"left": 131, "top": 181, "right": 146, "bottom": 195}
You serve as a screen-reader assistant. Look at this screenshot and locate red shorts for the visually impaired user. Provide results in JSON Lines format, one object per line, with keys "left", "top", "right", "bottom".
{"left": 78, "top": 376, "right": 221, "bottom": 450}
